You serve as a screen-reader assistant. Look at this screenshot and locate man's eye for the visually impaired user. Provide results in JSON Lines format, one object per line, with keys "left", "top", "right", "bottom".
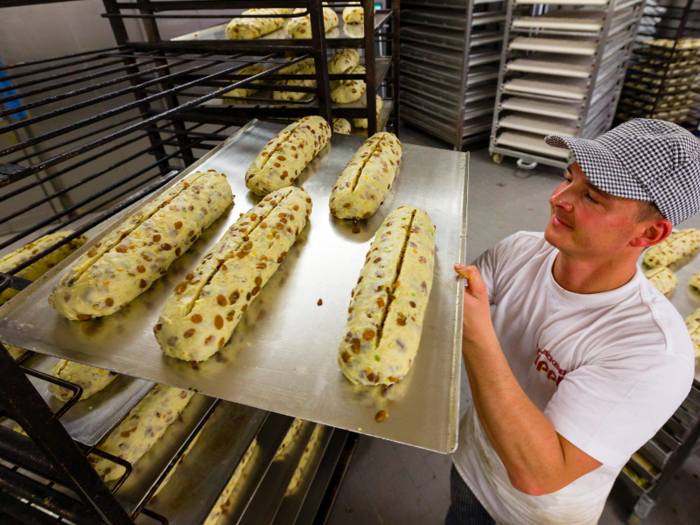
{"left": 564, "top": 177, "right": 572, "bottom": 184}
{"left": 586, "top": 193, "right": 598, "bottom": 204}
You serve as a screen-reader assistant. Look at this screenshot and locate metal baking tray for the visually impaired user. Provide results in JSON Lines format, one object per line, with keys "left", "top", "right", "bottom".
{"left": 401, "top": 43, "right": 465, "bottom": 70}
{"left": 171, "top": 11, "right": 391, "bottom": 43}
{"left": 501, "top": 96, "right": 583, "bottom": 120}
{"left": 401, "top": 26, "right": 502, "bottom": 51}
{"left": 400, "top": 75, "right": 462, "bottom": 105}
{"left": 114, "top": 394, "right": 217, "bottom": 515}
{"left": 403, "top": 91, "right": 494, "bottom": 123}
{"left": 349, "top": 99, "right": 394, "bottom": 138}
{"left": 0, "top": 120, "right": 466, "bottom": 453}
{"left": 504, "top": 75, "right": 589, "bottom": 100}
{"left": 512, "top": 11, "right": 605, "bottom": 33}
{"left": 495, "top": 130, "right": 572, "bottom": 159}
{"left": 498, "top": 114, "right": 579, "bottom": 136}
{"left": 270, "top": 428, "right": 336, "bottom": 525}
{"left": 292, "top": 430, "right": 353, "bottom": 525}
{"left": 506, "top": 53, "right": 594, "bottom": 78}
{"left": 516, "top": 0, "right": 607, "bottom": 5}
{"left": 147, "top": 409, "right": 290, "bottom": 525}
{"left": 509, "top": 36, "right": 598, "bottom": 55}
{"left": 4, "top": 354, "right": 154, "bottom": 446}
{"left": 241, "top": 425, "right": 332, "bottom": 525}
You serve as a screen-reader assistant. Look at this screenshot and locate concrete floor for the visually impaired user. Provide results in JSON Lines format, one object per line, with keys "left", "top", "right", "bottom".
{"left": 327, "top": 124, "right": 700, "bottom": 525}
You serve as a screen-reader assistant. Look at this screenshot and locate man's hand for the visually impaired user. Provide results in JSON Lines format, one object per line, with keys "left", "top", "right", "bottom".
{"left": 454, "top": 264, "right": 497, "bottom": 346}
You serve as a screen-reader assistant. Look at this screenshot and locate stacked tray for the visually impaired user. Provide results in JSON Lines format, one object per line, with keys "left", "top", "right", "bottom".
{"left": 399, "top": 0, "right": 507, "bottom": 149}
{"left": 617, "top": 38, "right": 700, "bottom": 125}
{"left": 490, "top": 0, "right": 645, "bottom": 169}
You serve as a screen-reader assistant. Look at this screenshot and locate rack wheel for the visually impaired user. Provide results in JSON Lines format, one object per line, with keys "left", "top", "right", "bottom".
{"left": 492, "top": 153, "right": 503, "bottom": 164}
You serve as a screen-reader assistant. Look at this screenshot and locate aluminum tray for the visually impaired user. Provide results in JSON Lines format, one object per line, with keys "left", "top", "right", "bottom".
{"left": 401, "top": 26, "right": 502, "bottom": 51}
{"left": 0, "top": 121, "right": 466, "bottom": 453}
{"left": 498, "top": 114, "right": 579, "bottom": 136}
{"left": 11, "top": 354, "right": 154, "bottom": 446}
{"left": 495, "top": 130, "right": 572, "bottom": 159}
{"left": 509, "top": 36, "right": 598, "bottom": 55}
{"left": 504, "top": 75, "right": 588, "bottom": 100}
{"left": 512, "top": 11, "right": 605, "bottom": 33}
{"left": 501, "top": 97, "right": 583, "bottom": 120}
{"left": 171, "top": 11, "right": 391, "bottom": 44}
{"left": 506, "top": 54, "right": 594, "bottom": 78}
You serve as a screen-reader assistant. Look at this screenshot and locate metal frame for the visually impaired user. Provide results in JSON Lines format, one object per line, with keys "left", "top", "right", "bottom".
{"left": 0, "top": 2, "right": 396, "bottom": 523}
{"left": 489, "top": 0, "right": 645, "bottom": 170}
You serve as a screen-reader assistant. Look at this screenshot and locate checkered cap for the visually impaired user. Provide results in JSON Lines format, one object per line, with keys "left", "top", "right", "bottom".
{"left": 545, "top": 119, "right": 700, "bottom": 226}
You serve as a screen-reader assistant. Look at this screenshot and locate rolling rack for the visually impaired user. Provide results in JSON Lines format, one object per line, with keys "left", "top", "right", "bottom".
{"left": 0, "top": 1, "right": 368, "bottom": 523}
{"left": 489, "top": 0, "right": 646, "bottom": 170}
{"left": 399, "top": 0, "right": 507, "bottom": 150}
{"left": 615, "top": 0, "right": 700, "bottom": 132}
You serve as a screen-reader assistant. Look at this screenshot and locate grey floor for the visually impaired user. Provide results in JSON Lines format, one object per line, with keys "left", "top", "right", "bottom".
{"left": 327, "top": 125, "right": 700, "bottom": 525}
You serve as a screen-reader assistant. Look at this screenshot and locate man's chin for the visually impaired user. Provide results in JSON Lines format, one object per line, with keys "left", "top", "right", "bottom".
{"left": 544, "top": 221, "right": 566, "bottom": 248}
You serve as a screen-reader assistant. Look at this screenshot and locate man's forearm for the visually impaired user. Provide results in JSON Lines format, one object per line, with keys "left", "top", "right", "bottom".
{"left": 462, "top": 331, "right": 570, "bottom": 495}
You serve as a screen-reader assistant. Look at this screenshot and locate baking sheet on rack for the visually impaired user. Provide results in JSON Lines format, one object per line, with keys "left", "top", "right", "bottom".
{"left": 5, "top": 354, "right": 154, "bottom": 446}
{"left": 0, "top": 120, "right": 466, "bottom": 453}
{"left": 171, "top": 11, "right": 391, "bottom": 42}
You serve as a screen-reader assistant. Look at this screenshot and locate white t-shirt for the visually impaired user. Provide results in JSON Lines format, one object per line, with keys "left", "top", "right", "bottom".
{"left": 452, "top": 232, "right": 695, "bottom": 525}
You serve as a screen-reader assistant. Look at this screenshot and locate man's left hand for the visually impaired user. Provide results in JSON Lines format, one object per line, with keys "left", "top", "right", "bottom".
{"left": 454, "top": 264, "right": 497, "bottom": 347}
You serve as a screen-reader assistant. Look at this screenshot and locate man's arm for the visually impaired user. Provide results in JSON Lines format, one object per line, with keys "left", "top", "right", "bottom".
{"left": 455, "top": 263, "right": 602, "bottom": 496}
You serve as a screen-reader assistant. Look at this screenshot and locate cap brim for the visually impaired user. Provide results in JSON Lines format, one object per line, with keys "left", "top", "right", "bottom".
{"left": 545, "top": 134, "right": 653, "bottom": 202}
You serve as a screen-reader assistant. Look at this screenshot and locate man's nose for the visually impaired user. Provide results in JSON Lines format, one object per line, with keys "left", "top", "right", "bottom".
{"left": 549, "top": 185, "right": 573, "bottom": 212}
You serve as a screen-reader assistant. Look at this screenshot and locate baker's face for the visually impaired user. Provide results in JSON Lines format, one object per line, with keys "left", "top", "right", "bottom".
{"left": 545, "top": 163, "right": 649, "bottom": 258}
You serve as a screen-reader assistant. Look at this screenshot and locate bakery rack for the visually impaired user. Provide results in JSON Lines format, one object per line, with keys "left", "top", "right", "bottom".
{"left": 615, "top": 0, "right": 700, "bottom": 132}
{"left": 0, "top": 1, "right": 364, "bottom": 523}
{"left": 103, "top": 0, "right": 401, "bottom": 138}
{"left": 489, "top": 0, "right": 645, "bottom": 170}
{"left": 399, "top": 0, "right": 507, "bottom": 150}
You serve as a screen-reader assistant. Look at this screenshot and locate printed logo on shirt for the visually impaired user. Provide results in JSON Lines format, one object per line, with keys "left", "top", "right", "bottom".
{"left": 533, "top": 346, "right": 567, "bottom": 386}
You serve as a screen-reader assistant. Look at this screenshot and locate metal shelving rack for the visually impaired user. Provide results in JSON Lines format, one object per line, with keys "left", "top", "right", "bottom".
{"left": 615, "top": 0, "right": 700, "bottom": 132}
{"left": 489, "top": 0, "right": 645, "bottom": 170}
{"left": 399, "top": 0, "right": 506, "bottom": 150}
{"left": 617, "top": 378, "right": 700, "bottom": 524}
{"left": 0, "top": 1, "right": 367, "bottom": 523}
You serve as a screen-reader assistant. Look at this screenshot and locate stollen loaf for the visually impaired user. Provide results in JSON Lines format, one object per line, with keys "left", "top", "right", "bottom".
{"left": 690, "top": 267, "right": 700, "bottom": 290}
{"left": 644, "top": 267, "right": 677, "bottom": 297}
{"left": 285, "top": 7, "right": 338, "bottom": 38}
{"left": 245, "top": 116, "right": 331, "bottom": 196}
{"left": 89, "top": 385, "right": 194, "bottom": 481}
{"left": 226, "top": 8, "right": 292, "bottom": 40}
{"left": 223, "top": 64, "right": 266, "bottom": 103}
{"left": 328, "top": 49, "right": 360, "bottom": 75}
{"left": 156, "top": 187, "right": 313, "bottom": 362}
{"left": 643, "top": 228, "right": 700, "bottom": 268}
{"left": 331, "top": 65, "right": 366, "bottom": 104}
{"left": 0, "top": 230, "right": 86, "bottom": 305}
{"left": 338, "top": 207, "right": 435, "bottom": 385}
{"left": 353, "top": 95, "right": 383, "bottom": 129}
{"left": 285, "top": 424, "right": 325, "bottom": 496}
{"left": 333, "top": 118, "right": 352, "bottom": 134}
{"left": 273, "top": 62, "right": 316, "bottom": 102}
{"left": 329, "top": 132, "right": 402, "bottom": 220}
{"left": 48, "top": 360, "right": 118, "bottom": 402}
{"left": 49, "top": 171, "right": 232, "bottom": 320}
{"left": 343, "top": 4, "right": 365, "bottom": 24}
{"left": 684, "top": 307, "right": 700, "bottom": 360}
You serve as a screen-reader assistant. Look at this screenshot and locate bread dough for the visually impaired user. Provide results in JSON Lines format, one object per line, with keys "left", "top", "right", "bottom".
{"left": 643, "top": 228, "right": 700, "bottom": 268}
{"left": 333, "top": 118, "right": 352, "bottom": 134}
{"left": 329, "top": 132, "right": 402, "bottom": 220}
{"left": 0, "top": 230, "right": 87, "bottom": 305}
{"left": 49, "top": 171, "right": 232, "bottom": 320}
{"left": 684, "top": 307, "right": 700, "bottom": 360}
{"left": 353, "top": 96, "right": 384, "bottom": 128}
{"left": 245, "top": 116, "right": 331, "bottom": 196}
{"left": 343, "top": 4, "right": 365, "bottom": 24}
{"left": 226, "top": 8, "right": 293, "bottom": 40}
{"left": 275, "top": 418, "right": 306, "bottom": 459}
{"left": 89, "top": 384, "right": 194, "bottom": 481}
{"left": 223, "top": 64, "right": 266, "bottom": 103}
{"left": 48, "top": 360, "right": 118, "bottom": 402}
{"left": 644, "top": 267, "right": 677, "bottom": 297}
{"left": 273, "top": 62, "right": 316, "bottom": 102}
{"left": 328, "top": 49, "right": 360, "bottom": 75}
{"left": 285, "top": 7, "right": 338, "bottom": 38}
{"left": 203, "top": 439, "right": 258, "bottom": 525}
{"left": 331, "top": 65, "right": 366, "bottom": 104}
{"left": 338, "top": 207, "right": 435, "bottom": 385}
{"left": 156, "top": 187, "right": 313, "bottom": 362}
{"left": 285, "top": 424, "right": 325, "bottom": 496}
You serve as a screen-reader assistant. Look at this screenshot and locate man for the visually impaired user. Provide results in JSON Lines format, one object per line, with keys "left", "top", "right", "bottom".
{"left": 448, "top": 119, "right": 699, "bottom": 525}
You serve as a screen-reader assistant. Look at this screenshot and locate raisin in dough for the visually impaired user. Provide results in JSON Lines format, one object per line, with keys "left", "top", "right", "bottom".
{"left": 330, "top": 132, "right": 402, "bottom": 220}
{"left": 49, "top": 171, "right": 232, "bottom": 320}
{"left": 338, "top": 207, "right": 435, "bottom": 385}
{"left": 156, "top": 187, "right": 313, "bottom": 362}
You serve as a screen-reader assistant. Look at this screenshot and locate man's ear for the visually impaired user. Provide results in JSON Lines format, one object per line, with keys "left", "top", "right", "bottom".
{"left": 631, "top": 219, "right": 673, "bottom": 248}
